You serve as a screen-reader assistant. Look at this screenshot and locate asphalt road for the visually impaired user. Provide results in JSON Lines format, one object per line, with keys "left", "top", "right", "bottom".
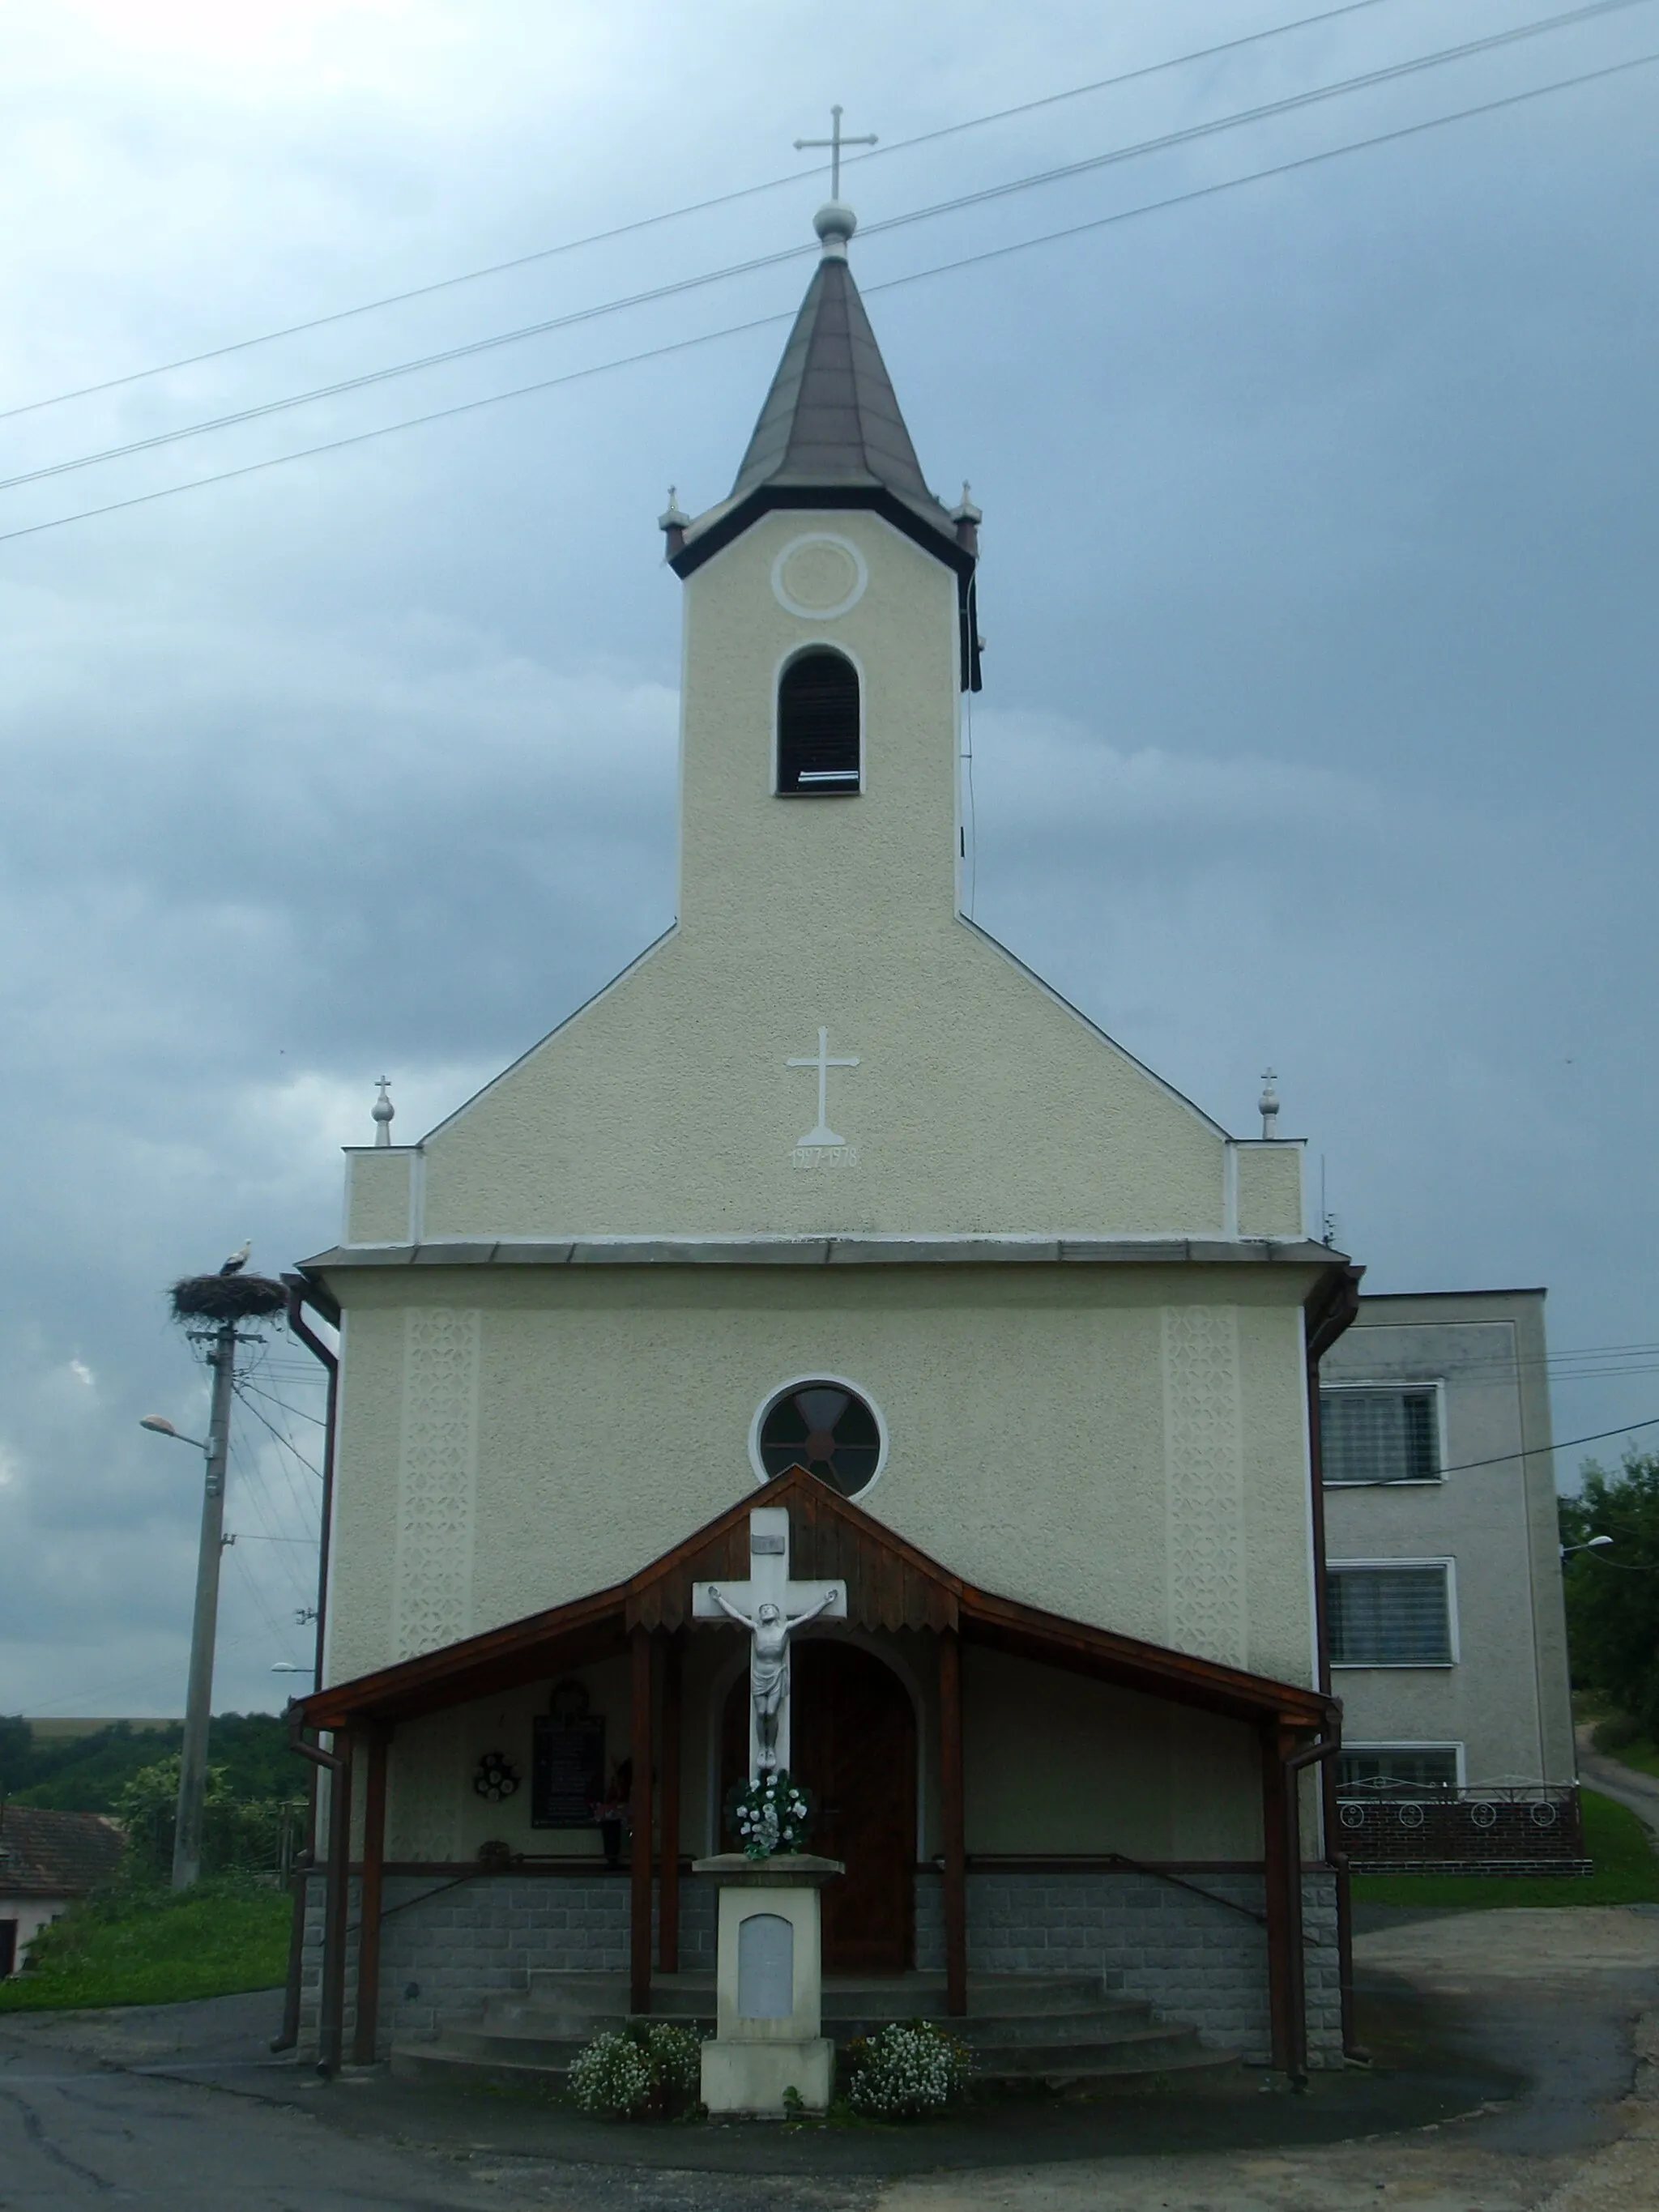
{"left": 2, "top": 1909, "right": 1656, "bottom": 2210}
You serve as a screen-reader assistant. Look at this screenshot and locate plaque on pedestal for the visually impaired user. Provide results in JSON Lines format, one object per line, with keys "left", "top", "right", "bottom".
{"left": 692, "top": 1852, "right": 842, "bottom": 2116}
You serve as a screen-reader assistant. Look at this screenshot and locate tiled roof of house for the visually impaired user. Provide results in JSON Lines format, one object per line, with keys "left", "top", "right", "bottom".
{"left": 0, "top": 1805, "right": 125, "bottom": 1898}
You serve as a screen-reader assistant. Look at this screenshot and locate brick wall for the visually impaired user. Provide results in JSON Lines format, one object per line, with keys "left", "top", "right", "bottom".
{"left": 1335, "top": 1789, "right": 1584, "bottom": 1871}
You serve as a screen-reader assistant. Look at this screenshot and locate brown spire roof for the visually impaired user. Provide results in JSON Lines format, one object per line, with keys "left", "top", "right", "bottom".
{"left": 670, "top": 241, "right": 968, "bottom": 586}
{"left": 730, "top": 256, "right": 940, "bottom": 512}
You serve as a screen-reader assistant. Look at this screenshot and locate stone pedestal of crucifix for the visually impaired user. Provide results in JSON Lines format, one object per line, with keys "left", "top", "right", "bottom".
{"left": 691, "top": 1503, "right": 847, "bottom": 2115}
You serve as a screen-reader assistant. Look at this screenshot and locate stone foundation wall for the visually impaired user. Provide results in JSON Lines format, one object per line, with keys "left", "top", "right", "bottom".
{"left": 300, "top": 1863, "right": 1341, "bottom": 2068}
{"left": 920, "top": 1866, "right": 1341, "bottom": 2065}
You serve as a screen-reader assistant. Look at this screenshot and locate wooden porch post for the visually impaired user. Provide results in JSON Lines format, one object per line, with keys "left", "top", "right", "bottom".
{"left": 939, "top": 1626, "right": 968, "bottom": 2018}
{"left": 1260, "top": 1722, "right": 1307, "bottom": 2082}
{"left": 630, "top": 1626, "right": 654, "bottom": 2013}
{"left": 350, "top": 1726, "right": 390, "bottom": 2065}
{"left": 317, "top": 1730, "right": 353, "bottom": 2077}
{"left": 658, "top": 1635, "right": 683, "bottom": 1974}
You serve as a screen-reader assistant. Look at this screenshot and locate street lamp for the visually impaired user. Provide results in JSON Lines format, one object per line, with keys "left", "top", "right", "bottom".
{"left": 139, "top": 1415, "right": 207, "bottom": 1451}
{"left": 1561, "top": 1534, "right": 1615, "bottom": 1559}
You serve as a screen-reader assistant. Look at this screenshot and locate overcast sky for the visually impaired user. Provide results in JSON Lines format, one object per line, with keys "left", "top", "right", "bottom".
{"left": 2, "top": 0, "right": 1656, "bottom": 1718}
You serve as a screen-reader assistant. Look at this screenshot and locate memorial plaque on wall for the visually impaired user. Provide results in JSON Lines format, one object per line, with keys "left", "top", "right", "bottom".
{"left": 531, "top": 1681, "right": 605, "bottom": 1828}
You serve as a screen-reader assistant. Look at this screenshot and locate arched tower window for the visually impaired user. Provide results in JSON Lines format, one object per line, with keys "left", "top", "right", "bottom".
{"left": 777, "top": 650, "right": 860, "bottom": 795}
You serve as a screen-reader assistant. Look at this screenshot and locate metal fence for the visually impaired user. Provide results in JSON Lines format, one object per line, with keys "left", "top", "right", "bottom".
{"left": 1333, "top": 1783, "right": 1587, "bottom": 1872}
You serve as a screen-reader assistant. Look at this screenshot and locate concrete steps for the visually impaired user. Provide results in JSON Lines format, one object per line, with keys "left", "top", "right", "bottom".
{"left": 390, "top": 1970, "right": 1237, "bottom": 2093}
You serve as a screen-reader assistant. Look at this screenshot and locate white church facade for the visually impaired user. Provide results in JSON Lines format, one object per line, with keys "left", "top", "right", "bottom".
{"left": 291, "top": 196, "right": 1360, "bottom": 2083}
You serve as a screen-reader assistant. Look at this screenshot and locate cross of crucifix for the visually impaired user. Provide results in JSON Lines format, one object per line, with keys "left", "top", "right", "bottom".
{"left": 793, "top": 104, "right": 877, "bottom": 199}
{"left": 787, "top": 1027, "right": 859, "bottom": 1149}
{"left": 693, "top": 1507, "right": 847, "bottom": 1779}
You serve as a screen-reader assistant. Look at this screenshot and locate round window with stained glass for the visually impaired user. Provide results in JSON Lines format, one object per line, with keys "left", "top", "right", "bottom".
{"left": 757, "top": 1381, "right": 883, "bottom": 1498}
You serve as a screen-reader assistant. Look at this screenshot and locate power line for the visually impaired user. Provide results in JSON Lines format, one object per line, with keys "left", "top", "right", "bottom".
{"left": 0, "top": 0, "right": 1409, "bottom": 424}
{"left": 7, "top": 0, "right": 1648, "bottom": 498}
{"left": 236, "top": 1376, "right": 326, "bottom": 1427}
{"left": 1, "top": 43, "right": 1651, "bottom": 551}
{"left": 232, "top": 1379, "right": 324, "bottom": 1478}
{"left": 1439, "top": 1413, "right": 1659, "bottom": 1477}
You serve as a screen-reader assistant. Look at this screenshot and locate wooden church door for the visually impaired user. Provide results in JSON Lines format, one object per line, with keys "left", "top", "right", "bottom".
{"left": 720, "top": 1640, "right": 915, "bottom": 1974}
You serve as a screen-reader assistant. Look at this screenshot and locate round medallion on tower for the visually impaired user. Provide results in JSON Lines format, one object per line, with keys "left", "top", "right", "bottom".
{"left": 772, "top": 532, "right": 868, "bottom": 620}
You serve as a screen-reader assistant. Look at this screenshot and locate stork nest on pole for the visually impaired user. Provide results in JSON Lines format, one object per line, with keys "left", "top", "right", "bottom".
{"left": 169, "top": 1273, "right": 288, "bottom": 1324}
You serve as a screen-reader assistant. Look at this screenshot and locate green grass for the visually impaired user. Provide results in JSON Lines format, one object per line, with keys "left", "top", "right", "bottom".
{"left": 0, "top": 1879, "right": 292, "bottom": 2012}
{"left": 1351, "top": 1788, "right": 1659, "bottom": 1911}
{"left": 1595, "top": 1728, "right": 1659, "bottom": 1779}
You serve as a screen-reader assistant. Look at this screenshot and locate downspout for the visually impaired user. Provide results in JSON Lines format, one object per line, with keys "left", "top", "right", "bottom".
{"left": 1304, "top": 1263, "right": 1363, "bottom": 2062}
{"left": 290, "top": 1715, "right": 352, "bottom": 2077}
{"left": 272, "top": 1277, "right": 339, "bottom": 2054}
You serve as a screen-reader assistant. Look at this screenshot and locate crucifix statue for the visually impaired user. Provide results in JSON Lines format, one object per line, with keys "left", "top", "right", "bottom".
{"left": 793, "top": 105, "right": 877, "bottom": 200}
{"left": 693, "top": 1507, "right": 847, "bottom": 1777}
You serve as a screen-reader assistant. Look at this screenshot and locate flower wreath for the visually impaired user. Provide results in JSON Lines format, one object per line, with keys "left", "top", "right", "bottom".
{"left": 723, "top": 1768, "right": 814, "bottom": 1859}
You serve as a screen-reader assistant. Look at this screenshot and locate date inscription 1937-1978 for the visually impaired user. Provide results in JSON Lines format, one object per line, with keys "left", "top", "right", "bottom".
{"left": 791, "top": 1144, "right": 858, "bottom": 1171}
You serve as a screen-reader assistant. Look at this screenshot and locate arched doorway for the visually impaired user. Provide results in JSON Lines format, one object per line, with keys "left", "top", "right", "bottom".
{"left": 720, "top": 1639, "right": 916, "bottom": 1974}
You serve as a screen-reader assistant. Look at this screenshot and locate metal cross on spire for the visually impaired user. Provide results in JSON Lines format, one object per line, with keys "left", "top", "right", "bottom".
{"left": 793, "top": 104, "right": 876, "bottom": 198}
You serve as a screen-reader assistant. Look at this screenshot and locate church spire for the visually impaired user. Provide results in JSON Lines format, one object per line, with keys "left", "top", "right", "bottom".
{"left": 667, "top": 198, "right": 970, "bottom": 596}
{"left": 727, "top": 200, "right": 941, "bottom": 517}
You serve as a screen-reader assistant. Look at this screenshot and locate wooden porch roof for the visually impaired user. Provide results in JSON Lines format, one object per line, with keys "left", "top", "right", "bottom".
{"left": 297, "top": 1464, "right": 1336, "bottom": 1733}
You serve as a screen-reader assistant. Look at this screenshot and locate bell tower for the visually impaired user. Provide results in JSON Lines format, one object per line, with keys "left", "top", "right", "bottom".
{"left": 664, "top": 199, "right": 981, "bottom": 956}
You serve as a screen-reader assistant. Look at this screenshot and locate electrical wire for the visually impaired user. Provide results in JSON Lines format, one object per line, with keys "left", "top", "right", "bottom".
{"left": 6, "top": 0, "right": 1648, "bottom": 498}
{"left": 0, "top": 0, "right": 1416, "bottom": 424}
{"left": 232, "top": 1379, "right": 325, "bottom": 1479}
{"left": 2, "top": 42, "right": 1650, "bottom": 552}
{"left": 1435, "top": 1413, "right": 1659, "bottom": 1477}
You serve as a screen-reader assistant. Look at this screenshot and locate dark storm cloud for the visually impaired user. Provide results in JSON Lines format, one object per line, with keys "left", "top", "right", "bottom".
{"left": 2, "top": 0, "right": 1656, "bottom": 1709}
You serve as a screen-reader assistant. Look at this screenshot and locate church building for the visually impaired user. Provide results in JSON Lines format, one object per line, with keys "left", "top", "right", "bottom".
{"left": 291, "top": 192, "right": 1360, "bottom": 2085}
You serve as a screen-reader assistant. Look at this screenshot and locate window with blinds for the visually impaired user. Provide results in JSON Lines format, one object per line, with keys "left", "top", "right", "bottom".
{"left": 1320, "top": 1386, "right": 1440, "bottom": 1485}
{"left": 777, "top": 650, "right": 860, "bottom": 795}
{"left": 1327, "top": 1564, "right": 1454, "bottom": 1666}
{"left": 1337, "top": 1745, "right": 1460, "bottom": 1794}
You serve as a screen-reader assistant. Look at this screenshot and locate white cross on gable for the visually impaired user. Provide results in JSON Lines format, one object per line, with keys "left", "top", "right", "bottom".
{"left": 693, "top": 1507, "right": 847, "bottom": 1779}
{"left": 787, "top": 1027, "right": 859, "bottom": 1149}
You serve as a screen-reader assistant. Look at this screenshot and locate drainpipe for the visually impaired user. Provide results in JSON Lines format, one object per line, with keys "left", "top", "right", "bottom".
{"left": 271, "top": 1278, "right": 339, "bottom": 2055}
{"left": 1304, "top": 1264, "right": 1363, "bottom": 2061}
{"left": 290, "top": 1718, "right": 352, "bottom": 2078}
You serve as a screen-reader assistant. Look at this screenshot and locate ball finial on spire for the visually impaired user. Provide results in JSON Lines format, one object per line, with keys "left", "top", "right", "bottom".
{"left": 1258, "top": 1068, "right": 1280, "bottom": 1140}
{"left": 813, "top": 201, "right": 856, "bottom": 259}
{"left": 373, "top": 1076, "right": 395, "bottom": 1147}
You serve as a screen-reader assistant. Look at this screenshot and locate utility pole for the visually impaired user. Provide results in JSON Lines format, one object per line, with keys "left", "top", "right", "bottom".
{"left": 173, "top": 1315, "right": 237, "bottom": 1889}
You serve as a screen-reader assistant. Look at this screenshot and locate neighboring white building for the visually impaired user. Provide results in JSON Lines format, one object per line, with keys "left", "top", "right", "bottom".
{"left": 1319, "top": 1289, "right": 1580, "bottom": 1870}
{"left": 0, "top": 1807, "right": 124, "bottom": 1975}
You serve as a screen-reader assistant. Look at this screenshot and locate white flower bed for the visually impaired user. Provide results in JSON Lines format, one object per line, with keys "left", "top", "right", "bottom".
{"left": 566, "top": 2022, "right": 704, "bottom": 2120}
{"left": 843, "top": 2020, "right": 974, "bottom": 2119}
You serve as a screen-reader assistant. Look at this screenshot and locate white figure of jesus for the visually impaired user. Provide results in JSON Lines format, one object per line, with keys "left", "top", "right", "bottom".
{"left": 705, "top": 1586, "right": 842, "bottom": 1772}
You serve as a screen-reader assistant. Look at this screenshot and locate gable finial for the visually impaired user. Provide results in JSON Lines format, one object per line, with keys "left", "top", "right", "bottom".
{"left": 658, "top": 485, "right": 690, "bottom": 559}
{"left": 373, "top": 1075, "right": 395, "bottom": 1147}
{"left": 1258, "top": 1068, "right": 1280, "bottom": 1140}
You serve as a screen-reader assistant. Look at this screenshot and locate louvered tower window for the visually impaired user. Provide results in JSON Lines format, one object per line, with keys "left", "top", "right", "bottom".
{"left": 777, "top": 650, "right": 860, "bottom": 795}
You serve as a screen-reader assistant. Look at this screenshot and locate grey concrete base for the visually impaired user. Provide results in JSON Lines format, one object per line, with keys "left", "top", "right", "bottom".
{"left": 301, "top": 1863, "right": 1342, "bottom": 2069}
{"left": 701, "top": 2035, "right": 834, "bottom": 2116}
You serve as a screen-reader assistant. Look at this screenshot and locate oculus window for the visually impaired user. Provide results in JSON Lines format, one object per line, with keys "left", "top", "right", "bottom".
{"left": 777, "top": 650, "right": 860, "bottom": 795}
{"left": 1320, "top": 1386, "right": 1439, "bottom": 1485}
{"left": 758, "top": 1383, "right": 881, "bottom": 1498}
{"left": 1328, "top": 1565, "right": 1454, "bottom": 1667}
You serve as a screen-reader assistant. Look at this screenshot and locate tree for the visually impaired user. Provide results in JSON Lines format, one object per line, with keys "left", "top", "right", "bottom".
{"left": 1559, "top": 1451, "right": 1659, "bottom": 1732}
